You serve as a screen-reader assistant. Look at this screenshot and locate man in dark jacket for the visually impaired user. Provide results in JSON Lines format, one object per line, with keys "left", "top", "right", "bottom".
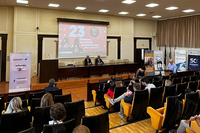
{"left": 44, "top": 78, "right": 59, "bottom": 93}
{"left": 95, "top": 55, "right": 104, "bottom": 65}
{"left": 84, "top": 55, "right": 92, "bottom": 66}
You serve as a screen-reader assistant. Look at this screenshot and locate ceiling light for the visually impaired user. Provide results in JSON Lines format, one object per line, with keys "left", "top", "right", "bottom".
{"left": 182, "top": 9, "right": 195, "bottom": 13}
{"left": 16, "top": 0, "right": 28, "bottom": 4}
{"left": 119, "top": 12, "right": 129, "bottom": 15}
{"left": 136, "top": 14, "right": 146, "bottom": 17}
{"left": 48, "top": 3, "right": 59, "bottom": 7}
{"left": 152, "top": 15, "right": 161, "bottom": 18}
{"left": 165, "top": 6, "right": 178, "bottom": 10}
{"left": 75, "top": 7, "right": 86, "bottom": 10}
{"left": 145, "top": 3, "right": 159, "bottom": 7}
{"left": 99, "top": 9, "right": 109, "bottom": 13}
{"left": 122, "top": 0, "right": 136, "bottom": 4}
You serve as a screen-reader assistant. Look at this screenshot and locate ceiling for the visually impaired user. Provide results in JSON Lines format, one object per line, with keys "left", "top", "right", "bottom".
{"left": 1, "top": 0, "right": 200, "bottom": 20}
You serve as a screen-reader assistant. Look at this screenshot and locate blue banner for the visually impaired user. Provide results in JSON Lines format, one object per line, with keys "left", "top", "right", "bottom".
{"left": 188, "top": 51, "right": 200, "bottom": 71}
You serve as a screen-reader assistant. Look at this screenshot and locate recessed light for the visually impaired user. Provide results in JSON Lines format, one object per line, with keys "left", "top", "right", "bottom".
{"left": 75, "top": 7, "right": 86, "bottom": 10}
{"left": 165, "top": 6, "right": 178, "bottom": 10}
{"left": 16, "top": 0, "right": 28, "bottom": 4}
{"left": 122, "top": 0, "right": 136, "bottom": 4}
{"left": 136, "top": 14, "right": 146, "bottom": 17}
{"left": 182, "top": 9, "right": 195, "bottom": 13}
{"left": 145, "top": 3, "right": 159, "bottom": 7}
{"left": 152, "top": 15, "right": 161, "bottom": 18}
{"left": 119, "top": 12, "right": 129, "bottom": 15}
{"left": 48, "top": 3, "right": 59, "bottom": 7}
{"left": 99, "top": 9, "right": 109, "bottom": 13}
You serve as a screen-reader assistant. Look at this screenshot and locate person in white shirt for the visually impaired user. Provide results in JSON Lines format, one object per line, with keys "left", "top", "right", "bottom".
{"left": 141, "top": 78, "right": 155, "bottom": 92}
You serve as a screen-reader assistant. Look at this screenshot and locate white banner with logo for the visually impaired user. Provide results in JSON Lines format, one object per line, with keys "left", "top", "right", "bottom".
{"left": 154, "top": 50, "right": 165, "bottom": 75}
{"left": 188, "top": 50, "right": 200, "bottom": 71}
{"left": 175, "top": 50, "right": 186, "bottom": 72}
{"left": 9, "top": 53, "right": 31, "bottom": 92}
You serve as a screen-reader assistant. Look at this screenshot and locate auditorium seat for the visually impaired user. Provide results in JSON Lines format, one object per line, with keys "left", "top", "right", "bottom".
{"left": 182, "top": 76, "right": 190, "bottom": 83}
{"left": 176, "top": 82, "right": 187, "bottom": 99}
{"left": 186, "top": 120, "right": 200, "bottom": 133}
{"left": 123, "top": 59, "right": 129, "bottom": 63}
{"left": 8, "top": 93, "right": 26, "bottom": 101}
{"left": 30, "top": 98, "right": 41, "bottom": 116}
{"left": 148, "top": 86, "right": 163, "bottom": 109}
{"left": 43, "top": 119, "right": 76, "bottom": 133}
{"left": 0, "top": 109, "right": 30, "bottom": 133}
{"left": 0, "top": 95, "right": 4, "bottom": 115}
{"left": 162, "top": 75, "right": 169, "bottom": 80}
{"left": 162, "top": 84, "right": 176, "bottom": 105}
{"left": 123, "top": 80, "right": 131, "bottom": 87}
{"left": 54, "top": 94, "right": 72, "bottom": 104}
{"left": 153, "top": 80, "right": 162, "bottom": 87}
{"left": 18, "top": 127, "right": 35, "bottom": 133}
{"left": 172, "top": 77, "right": 182, "bottom": 85}
{"left": 182, "top": 92, "right": 199, "bottom": 120}
{"left": 187, "top": 81, "right": 198, "bottom": 92}
{"left": 109, "top": 60, "right": 115, "bottom": 64}
{"left": 153, "top": 76, "right": 161, "bottom": 82}
{"left": 28, "top": 91, "right": 45, "bottom": 106}
{"left": 147, "top": 95, "right": 183, "bottom": 133}
{"left": 64, "top": 100, "right": 85, "bottom": 126}
{"left": 33, "top": 106, "right": 51, "bottom": 133}
{"left": 121, "top": 89, "right": 149, "bottom": 121}
{"left": 48, "top": 89, "right": 62, "bottom": 99}
{"left": 170, "top": 75, "right": 176, "bottom": 79}
{"left": 104, "top": 87, "right": 126, "bottom": 111}
{"left": 82, "top": 112, "right": 109, "bottom": 133}
{"left": 58, "top": 62, "right": 65, "bottom": 67}
{"left": 115, "top": 59, "right": 123, "bottom": 64}
{"left": 190, "top": 75, "right": 198, "bottom": 81}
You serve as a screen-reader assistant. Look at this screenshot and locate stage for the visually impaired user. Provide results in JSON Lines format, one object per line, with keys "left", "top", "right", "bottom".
{"left": 0, "top": 73, "right": 134, "bottom": 102}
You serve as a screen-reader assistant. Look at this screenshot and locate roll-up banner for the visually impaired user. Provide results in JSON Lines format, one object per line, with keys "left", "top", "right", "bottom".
{"left": 9, "top": 53, "right": 31, "bottom": 92}
{"left": 175, "top": 50, "right": 186, "bottom": 72}
{"left": 154, "top": 50, "right": 165, "bottom": 75}
{"left": 144, "top": 50, "right": 154, "bottom": 64}
{"left": 188, "top": 50, "right": 200, "bottom": 71}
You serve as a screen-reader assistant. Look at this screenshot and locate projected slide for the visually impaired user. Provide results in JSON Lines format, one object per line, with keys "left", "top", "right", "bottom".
{"left": 58, "top": 22, "right": 107, "bottom": 58}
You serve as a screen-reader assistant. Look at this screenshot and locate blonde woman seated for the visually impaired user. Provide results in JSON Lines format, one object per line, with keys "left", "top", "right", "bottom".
{"left": 40, "top": 93, "right": 54, "bottom": 107}
{"left": 72, "top": 125, "right": 90, "bottom": 133}
{"left": 49, "top": 103, "right": 66, "bottom": 125}
{"left": 4, "top": 97, "right": 23, "bottom": 114}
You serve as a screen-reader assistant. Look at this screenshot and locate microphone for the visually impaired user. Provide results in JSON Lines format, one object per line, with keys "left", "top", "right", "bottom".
{"left": 48, "top": 54, "right": 50, "bottom": 59}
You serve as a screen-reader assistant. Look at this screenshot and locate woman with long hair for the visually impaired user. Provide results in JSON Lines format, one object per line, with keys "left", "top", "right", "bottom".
{"left": 4, "top": 97, "right": 23, "bottom": 113}
{"left": 40, "top": 93, "right": 54, "bottom": 107}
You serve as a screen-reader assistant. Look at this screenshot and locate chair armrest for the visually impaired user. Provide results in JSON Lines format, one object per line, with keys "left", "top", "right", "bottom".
{"left": 104, "top": 94, "right": 112, "bottom": 109}
{"left": 147, "top": 107, "right": 164, "bottom": 130}
{"left": 185, "top": 129, "right": 195, "bottom": 133}
{"left": 27, "top": 106, "right": 31, "bottom": 112}
{"left": 191, "top": 120, "right": 200, "bottom": 132}
{"left": 92, "top": 90, "right": 97, "bottom": 102}
{"left": 121, "top": 99, "right": 132, "bottom": 117}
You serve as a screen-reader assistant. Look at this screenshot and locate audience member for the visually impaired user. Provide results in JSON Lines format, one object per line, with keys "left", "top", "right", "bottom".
{"left": 165, "top": 79, "right": 172, "bottom": 86}
{"left": 49, "top": 103, "right": 66, "bottom": 125}
{"left": 167, "top": 59, "right": 177, "bottom": 74}
{"left": 141, "top": 78, "right": 155, "bottom": 92}
{"left": 84, "top": 55, "right": 92, "bottom": 66}
{"left": 40, "top": 93, "right": 54, "bottom": 107}
{"left": 133, "top": 66, "right": 146, "bottom": 79}
{"left": 170, "top": 114, "right": 200, "bottom": 133}
{"left": 106, "top": 82, "right": 116, "bottom": 99}
{"left": 95, "top": 55, "right": 104, "bottom": 65}
{"left": 107, "top": 76, "right": 116, "bottom": 84}
{"left": 72, "top": 125, "right": 90, "bottom": 133}
{"left": 108, "top": 80, "right": 139, "bottom": 105}
{"left": 4, "top": 97, "right": 23, "bottom": 114}
{"left": 44, "top": 78, "right": 59, "bottom": 93}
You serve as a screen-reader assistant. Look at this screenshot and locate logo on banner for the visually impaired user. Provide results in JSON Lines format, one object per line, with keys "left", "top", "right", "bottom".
{"left": 190, "top": 58, "right": 198, "bottom": 64}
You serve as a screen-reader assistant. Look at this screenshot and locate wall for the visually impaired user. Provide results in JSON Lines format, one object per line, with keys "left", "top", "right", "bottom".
{"left": 0, "top": 6, "right": 157, "bottom": 81}
{"left": 0, "top": 7, "right": 14, "bottom": 81}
